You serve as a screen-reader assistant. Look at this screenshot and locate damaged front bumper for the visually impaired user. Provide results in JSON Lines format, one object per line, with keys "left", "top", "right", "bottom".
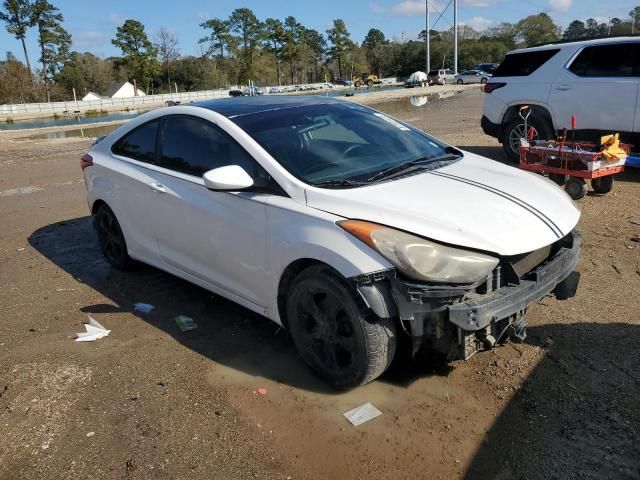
{"left": 357, "top": 232, "right": 581, "bottom": 360}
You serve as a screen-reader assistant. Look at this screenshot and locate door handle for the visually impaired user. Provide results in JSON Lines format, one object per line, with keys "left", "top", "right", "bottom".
{"left": 148, "top": 182, "right": 166, "bottom": 193}
{"left": 555, "top": 85, "right": 572, "bottom": 91}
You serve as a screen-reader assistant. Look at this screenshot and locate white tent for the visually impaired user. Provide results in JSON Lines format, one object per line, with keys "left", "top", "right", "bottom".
{"left": 81, "top": 92, "right": 105, "bottom": 101}
{"left": 105, "top": 82, "right": 146, "bottom": 98}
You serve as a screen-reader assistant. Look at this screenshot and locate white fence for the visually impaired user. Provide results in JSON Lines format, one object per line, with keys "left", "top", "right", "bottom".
{"left": 0, "top": 88, "right": 234, "bottom": 120}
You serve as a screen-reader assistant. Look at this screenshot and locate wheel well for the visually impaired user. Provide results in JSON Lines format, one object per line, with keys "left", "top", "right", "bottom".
{"left": 91, "top": 199, "right": 108, "bottom": 215}
{"left": 502, "top": 104, "right": 554, "bottom": 134}
{"left": 276, "top": 259, "right": 339, "bottom": 330}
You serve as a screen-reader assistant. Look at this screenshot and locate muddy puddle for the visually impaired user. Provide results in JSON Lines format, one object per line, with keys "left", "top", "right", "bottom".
{"left": 22, "top": 124, "right": 123, "bottom": 140}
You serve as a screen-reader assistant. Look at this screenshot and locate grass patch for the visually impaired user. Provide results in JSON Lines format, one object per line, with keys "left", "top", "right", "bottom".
{"left": 5, "top": 117, "right": 14, "bottom": 124}
{"left": 52, "top": 112, "right": 60, "bottom": 119}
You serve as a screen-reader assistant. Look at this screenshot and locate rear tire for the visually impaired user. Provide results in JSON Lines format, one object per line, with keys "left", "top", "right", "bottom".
{"left": 286, "top": 265, "right": 397, "bottom": 389}
{"left": 565, "top": 177, "right": 587, "bottom": 200}
{"left": 591, "top": 176, "right": 614, "bottom": 194}
{"left": 480, "top": 78, "right": 487, "bottom": 84}
{"left": 354, "top": 81, "right": 362, "bottom": 88}
{"left": 457, "top": 79, "right": 463, "bottom": 84}
{"left": 94, "top": 204, "right": 132, "bottom": 270}
{"left": 366, "top": 79, "right": 373, "bottom": 87}
{"left": 502, "top": 115, "right": 552, "bottom": 163}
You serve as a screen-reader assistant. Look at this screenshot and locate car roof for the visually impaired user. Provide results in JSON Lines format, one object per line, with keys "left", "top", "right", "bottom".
{"left": 508, "top": 35, "right": 640, "bottom": 54}
{"left": 192, "top": 95, "right": 345, "bottom": 118}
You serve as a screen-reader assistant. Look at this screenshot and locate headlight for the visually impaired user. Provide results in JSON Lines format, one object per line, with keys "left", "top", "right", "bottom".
{"left": 338, "top": 220, "right": 499, "bottom": 284}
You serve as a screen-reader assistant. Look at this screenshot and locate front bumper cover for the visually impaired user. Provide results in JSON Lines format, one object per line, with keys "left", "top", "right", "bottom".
{"left": 447, "top": 233, "right": 581, "bottom": 331}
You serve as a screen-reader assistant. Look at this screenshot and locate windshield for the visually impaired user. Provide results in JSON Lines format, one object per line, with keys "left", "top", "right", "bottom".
{"left": 233, "top": 102, "right": 456, "bottom": 187}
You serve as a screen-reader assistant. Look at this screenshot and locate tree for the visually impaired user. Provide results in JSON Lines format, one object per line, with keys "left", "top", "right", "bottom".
{"left": 584, "top": 18, "right": 607, "bottom": 37}
{"left": 0, "top": 55, "right": 33, "bottom": 103}
{"left": 362, "top": 28, "right": 387, "bottom": 75}
{"left": 228, "top": 8, "right": 263, "bottom": 83}
{"left": 515, "top": 13, "right": 560, "bottom": 47}
{"left": 199, "top": 18, "right": 233, "bottom": 59}
{"left": 55, "top": 51, "right": 114, "bottom": 97}
{"left": 112, "top": 19, "right": 159, "bottom": 91}
{"left": 303, "top": 28, "right": 325, "bottom": 82}
{"left": 31, "top": 0, "right": 71, "bottom": 101}
{"left": 563, "top": 20, "right": 586, "bottom": 40}
{"left": 0, "top": 0, "right": 34, "bottom": 83}
{"left": 326, "top": 19, "right": 354, "bottom": 79}
{"left": 263, "top": 18, "right": 285, "bottom": 85}
{"left": 631, "top": 6, "right": 640, "bottom": 32}
{"left": 154, "top": 27, "right": 180, "bottom": 91}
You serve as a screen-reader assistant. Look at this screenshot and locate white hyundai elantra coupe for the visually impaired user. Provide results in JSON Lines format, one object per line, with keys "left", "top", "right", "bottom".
{"left": 82, "top": 96, "right": 581, "bottom": 389}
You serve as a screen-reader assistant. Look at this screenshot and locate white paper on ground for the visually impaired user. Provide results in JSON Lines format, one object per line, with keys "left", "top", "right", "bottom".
{"left": 133, "top": 302, "right": 155, "bottom": 314}
{"left": 75, "top": 315, "right": 111, "bottom": 342}
{"left": 343, "top": 402, "right": 382, "bottom": 426}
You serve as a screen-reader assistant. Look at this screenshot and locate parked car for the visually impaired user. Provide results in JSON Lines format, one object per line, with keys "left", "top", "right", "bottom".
{"left": 427, "top": 69, "right": 456, "bottom": 85}
{"left": 333, "top": 79, "right": 352, "bottom": 86}
{"left": 455, "top": 70, "right": 491, "bottom": 85}
{"left": 83, "top": 96, "right": 581, "bottom": 389}
{"left": 267, "top": 86, "right": 281, "bottom": 94}
{"left": 482, "top": 36, "right": 640, "bottom": 161}
{"left": 242, "top": 86, "right": 264, "bottom": 96}
{"left": 474, "top": 63, "right": 498, "bottom": 74}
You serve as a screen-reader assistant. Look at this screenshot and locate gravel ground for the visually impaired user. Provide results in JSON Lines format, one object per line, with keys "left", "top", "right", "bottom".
{"left": 0, "top": 88, "right": 639, "bottom": 480}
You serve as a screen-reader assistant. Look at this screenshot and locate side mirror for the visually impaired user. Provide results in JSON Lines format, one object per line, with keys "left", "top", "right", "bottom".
{"left": 203, "top": 165, "right": 254, "bottom": 191}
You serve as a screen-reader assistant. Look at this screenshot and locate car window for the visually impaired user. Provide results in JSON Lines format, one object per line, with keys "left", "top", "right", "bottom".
{"left": 160, "top": 116, "right": 256, "bottom": 177}
{"left": 493, "top": 49, "right": 560, "bottom": 77}
{"left": 111, "top": 120, "right": 159, "bottom": 164}
{"left": 568, "top": 43, "right": 639, "bottom": 78}
{"left": 233, "top": 103, "right": 453, "bottom": 186}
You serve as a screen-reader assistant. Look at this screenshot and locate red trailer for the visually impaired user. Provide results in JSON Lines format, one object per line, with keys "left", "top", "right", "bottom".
{"left": 519, "top": 141, "right": 630, "bottom": 200}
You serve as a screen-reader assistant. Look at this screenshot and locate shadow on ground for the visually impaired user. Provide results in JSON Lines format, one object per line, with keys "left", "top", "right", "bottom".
{"left": 29, "top": 217, "right": 640, "bottom": 477}
{"left": 28, "top": 217, "right": 446, "bottom": 394}
{"left": 464, "top": 322, "right": 640, "bottom": 480}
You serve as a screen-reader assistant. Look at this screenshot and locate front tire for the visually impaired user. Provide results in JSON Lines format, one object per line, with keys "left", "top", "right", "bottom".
{"left": 286, "top": 265, "right": 397, "bottom": 389}
{"left": 565, "top": 177, "right": 587, "bottom": 200}
{"left": 456, "top": 79, "right": 463, "bottom": 84}
{"left": 94, "top": 204, "right": 132, "bottom": 270}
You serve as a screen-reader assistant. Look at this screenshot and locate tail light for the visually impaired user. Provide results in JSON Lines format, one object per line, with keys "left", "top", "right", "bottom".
{"left": 80, "top": 154, "right": 93, "bottom": 171}
{"left": 483, "top": 82, "right": 506, "bottom": 93}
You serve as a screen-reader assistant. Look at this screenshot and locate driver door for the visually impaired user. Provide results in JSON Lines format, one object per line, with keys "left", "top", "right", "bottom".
{"left": 144, "top": 114, "right": 270, "bottom": 308}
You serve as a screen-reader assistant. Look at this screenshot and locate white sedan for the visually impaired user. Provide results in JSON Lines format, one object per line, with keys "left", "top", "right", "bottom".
{"left": 82, "top": 96, "right": 581, "bottom": 389}
{"left": 455, "top": 69, "right": 492, "bottom": 84}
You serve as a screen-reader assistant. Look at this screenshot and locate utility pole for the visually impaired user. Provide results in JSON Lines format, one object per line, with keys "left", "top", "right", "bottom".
{"left": 607, "top": 17, "right": 611, "bottom": 36}
{"left": 425, "top": 0, "right": 430, "bottom": 73}
{"left": 453, "top": 0, "right": 458, "bottom": 74}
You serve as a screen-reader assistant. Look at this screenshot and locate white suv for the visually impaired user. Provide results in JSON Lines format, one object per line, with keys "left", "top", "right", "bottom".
{"left": 482, "top": 37, "right": 640, "bottom": 161}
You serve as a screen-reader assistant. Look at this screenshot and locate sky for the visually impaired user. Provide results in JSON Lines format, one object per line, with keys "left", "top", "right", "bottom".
{"left": 0, "top": 0, "right": 635, "bottom": 63}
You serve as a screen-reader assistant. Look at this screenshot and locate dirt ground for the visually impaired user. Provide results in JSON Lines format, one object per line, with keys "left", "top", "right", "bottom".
{"left": 1, "top": 88, "right": 639, "bottom": 480}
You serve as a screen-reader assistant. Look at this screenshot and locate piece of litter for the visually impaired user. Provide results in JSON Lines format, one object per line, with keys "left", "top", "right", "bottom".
{"left": 75, "top": 316, "right": 110, "bottom": 342}
{"left": 133, "top": 303, "right": 155, "bottom": 314}
{"left": 256, "top": 423, "right": 263, "bottom": 429}
{"left": 86, "top": 432, "right": 95, "bottom": 437}
{"left": 56, "top": 288, "right": 76, "bottom": 292}
{"left": 175, "top": 315, "right": 198, "bottom": 332}
{"left": 630, "top": 220, "right": 640, "bottom": 226}
{"left": 253, "top": 388, "right": 268, "bottom": 397}
{"left": 343, "top": 402, "right": 382, "bottom": 426}
{"left": 17, "top": 247, "right": 25, "bottom": 251}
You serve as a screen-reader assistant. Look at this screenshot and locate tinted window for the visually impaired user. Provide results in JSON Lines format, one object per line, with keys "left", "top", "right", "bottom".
{"left": 112, "top": 120, "right": 159, "bottom": 163}
{"left": 233, "top": 103, "right": 453, "bottom": 186}
{"left": 493, "top": 49, "right": 560, "bottom": 77}
{"left": 569, "top": 43, "right": 639, "bottom": 77}
{"left": 160, "top": 116, "right": 256, "bottom": 177}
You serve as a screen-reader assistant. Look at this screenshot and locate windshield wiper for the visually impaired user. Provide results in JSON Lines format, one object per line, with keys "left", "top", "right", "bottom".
{"left": 367, "top": 152, "right": 462, "bottom": 183}
{"left": 311, "top": 178, "right": 366, "bottom": 189}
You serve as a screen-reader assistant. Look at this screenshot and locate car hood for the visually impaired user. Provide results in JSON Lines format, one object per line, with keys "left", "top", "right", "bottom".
{"left": 304, "top": 151, "right": 581, "bottom": 256}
